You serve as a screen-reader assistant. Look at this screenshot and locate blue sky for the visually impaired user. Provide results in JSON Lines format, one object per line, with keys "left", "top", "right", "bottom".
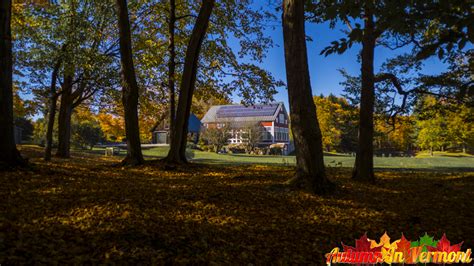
{"left": 19, "top": 8, "right": 450, "bottom": 118}
{"left": 231, "top": 20, "right": 449, "bottom": 107}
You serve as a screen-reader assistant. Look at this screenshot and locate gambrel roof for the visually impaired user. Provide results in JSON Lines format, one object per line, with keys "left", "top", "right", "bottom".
{"left": 201, "top": 102, "right": 287, "bottom": 123}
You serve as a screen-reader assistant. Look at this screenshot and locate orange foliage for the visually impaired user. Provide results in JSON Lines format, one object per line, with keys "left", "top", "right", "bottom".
{"left": 374, "top": 115, "right": 415, "bottom": 151}
{"left": 97, "top": 113, "right": 125, "bottom": 142}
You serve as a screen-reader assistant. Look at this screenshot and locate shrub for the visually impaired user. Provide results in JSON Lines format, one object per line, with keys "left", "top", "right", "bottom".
{"left": 72, "top": 121, "right": 104, "bottom": 149}
{"left": 186, "top": 142, "right": 201, "bottom": 150}
{"left": 227, "top": 143, "right": 246, "bottom": 154}
{"left": 269, "top": 147, "right": 283, "bottom": 155}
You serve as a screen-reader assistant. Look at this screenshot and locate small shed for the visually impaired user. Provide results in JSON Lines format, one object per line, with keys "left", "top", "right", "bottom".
{"left": 151, "top": 113, "right": 201, "bottom": 144}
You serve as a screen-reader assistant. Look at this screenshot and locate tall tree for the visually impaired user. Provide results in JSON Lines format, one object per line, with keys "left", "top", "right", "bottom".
{"left": 55, "top": 1, "right": 117, "bottom": 158}
{"left": 55, "top": 0, "right": 77, "bottom": 158}
{"left": 352, "top": 1, "right": 376, "bottom": 182}
{"left": 14, "top": 0, "right": 118, "bottom": 159}
{"left": 282, "top": 0, "right": 333, "bottom": 194}
{"left": 312, "top": 0, "right": 423, "bottom": 182}
{"left": 126, "top": 0, "right": 281, "bottom": 146}
{"left": 55, "top": 68, "right": 74, "bottom": 157}
{"left": 44, "top": 57, "right": 62, "bottom": 161}
{"left": 165, "top": 0, "right": 215, "bottom": 164}
{"left": 0, "top": 0, "right": 26, "bottom": 167}
{"left": 314, "top": 0, "right": 471, "bottom": 181}
{"left": 116, "top": 0, "right": 144, "bottom": 165}
{"left": 167, "top": 0, "right": 177, "bottom": 145}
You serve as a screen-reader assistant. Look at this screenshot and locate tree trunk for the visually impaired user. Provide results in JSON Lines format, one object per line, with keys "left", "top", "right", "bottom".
{"left": 55, "top": 69, "right": 91, "bottom": 158}
{"left": 282, "top": 0, "right": 333, "bottom": 194}
{"left": 166, "top": 0, "right": 215, "bottom": 164}
{"left": 44, "top": 59, "right": 62, "bottom": 161}
{"left": 56, "top": 73, "right": 73, "bottom": 158}
{"left": 0, "top": 0, "right": 26, "bottom": 167}
{"left": 168, "top": 0, "right": 176, "bottom": 144}
{"left": 352, "top": 4, "right": 376, "bottom": 182}
{"left": 116, "top": 0, "right": 144, "bottom": 166}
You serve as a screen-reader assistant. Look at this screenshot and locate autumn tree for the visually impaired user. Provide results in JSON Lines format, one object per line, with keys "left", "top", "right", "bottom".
{"left": 124, "top": 0, "right": 281, "bottom": 150}
{"left": 446, "top": 104, "right": 474, "bottom": 153}
{"left": 417, "top": 117, "right": 447, "bottom": 156}
{"left": 116, "top": 0, "right": 144, "bottom": 165}
{"left": 68, "top": 107, "right": 105, "bottom": 149}
{"left": 312, "top": 1, "right": 375, "bottom": 181}
{"left": 71, "top": 121, "right": 104, "bottom": 150}
{"left": 55, "top": 1, "right": 117, "bottom": 158}
{"left": 13, "top": 2, "right": 64, "bottom": 160}
{"left": 398, "top": 50, "right": 472, "bottom": 155}
{"left": 97, "top": 112, "right": 125, "bottom": 142}
{"left": 415, "top": 95, "right": 473, "bottom": 154}
{"left": 12, "top": 85, "right": 35, "bottom": 118}
{"left": 313, "top": 94, "right": 358, "bottom": 152}
{"left": 44, "top": 57, "right": 62, "bottom": 160}
{"left": 14, "top": 0, "right": 118, "bottom": 159}
{"left": 344, "top": 1, "right": 375, "bottom": 182}
{"left": 372, "top": 50, "right": 472, "bottom": 155}
{"left": 282, "top": 0, "right": 333, "bottom": 194}
{"left": 373, "top": 115, "right": 415, "bottom": 152}
{"left": 192, "top": 93, "right": 231, "bottom": 119}
{"left": 310, "top": 0, "right": 438, "bottom": 182}
{"left": 165, "top": 0, "right": 215, "bottom": 164}
{"left": 0, "top": 0, "right": 26, "bottom": 167}
{"left": 166, "top": 0, "right": 177, "bottom": 145}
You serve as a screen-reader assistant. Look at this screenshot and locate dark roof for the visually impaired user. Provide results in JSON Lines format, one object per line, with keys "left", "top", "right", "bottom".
{"left": 216, "top": 104, "right": 279, "bottom": 118}
{"left": 201, "top": 102, "right": 286, "bottom": 123}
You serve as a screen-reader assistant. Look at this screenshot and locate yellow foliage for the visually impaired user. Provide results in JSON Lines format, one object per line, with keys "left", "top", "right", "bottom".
{"left": 13, "top": 85, "right": 27, "bottom": 118}
{"left": 374, "top": 115, "right": 415, "bottom": 151}
{"left": 314, "top": 95, "right": 356, "bottom": 151}
{"left": 2, "top": 146, "right": 473, "bottom": 264}
{"left": 97, "top": 112, "right": 125, "bottom": 142}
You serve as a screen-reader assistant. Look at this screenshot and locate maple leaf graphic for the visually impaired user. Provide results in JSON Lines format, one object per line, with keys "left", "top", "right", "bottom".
{"left": 396, "top": 234, "right": 415, "bottom": 263}
{"left": 427, "top": 234, "right": 463, "bottom": 253}
{"left": 411, "top": 233, "right": 438, "bottom": 252}
{"left": 342, "top": 233, "right": 382, "bottom": 252}
{"left": 370, "top": 232, "right": 399, "bottom": 250}
{"left": 396, "top": 234, "right": 411, "bottom": 253}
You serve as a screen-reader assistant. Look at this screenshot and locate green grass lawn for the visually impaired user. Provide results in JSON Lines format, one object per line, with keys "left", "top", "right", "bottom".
{"left": 90, "top": 146, "right": 474, "bottom": 170}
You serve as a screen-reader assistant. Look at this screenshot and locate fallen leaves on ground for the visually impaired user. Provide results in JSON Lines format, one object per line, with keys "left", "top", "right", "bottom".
{"left": 1, "top": 146, "right": 473, "bottom": 264}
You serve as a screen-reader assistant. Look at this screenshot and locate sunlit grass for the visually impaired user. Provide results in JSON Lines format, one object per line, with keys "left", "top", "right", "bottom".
{"left": 87, "top": 146, "right": 474, "bottom": 170}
